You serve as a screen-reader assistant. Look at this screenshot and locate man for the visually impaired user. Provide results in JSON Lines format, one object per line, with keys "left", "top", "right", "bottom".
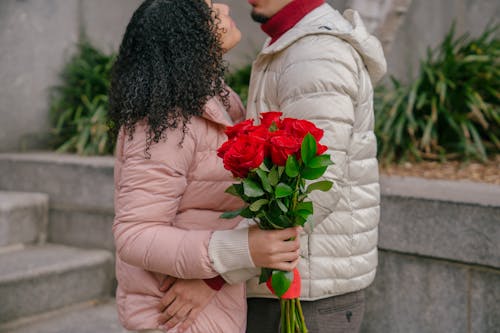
{"left": 156, "top": 1, "right": 386, "bottom": 332}
{"left": 244, "top": 0, "right": 387, "bottom": 332}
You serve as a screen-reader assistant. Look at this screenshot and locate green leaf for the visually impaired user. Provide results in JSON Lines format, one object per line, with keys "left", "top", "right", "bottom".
{"left": 268, "top": 167, "right": 279, "bottom": 186}
{"left": 275, "top": 183, "right": 293, "bottom": 198}
{"left": 308, "top": 155, "right": 333, "bottom": 168}
{"left": 256, "top": 169, "right": 272, "bottom": 193}
{"left": 224, "top": 185, "right": 240, "bottom": 197}
{"left": 249, "top": 199, "right": 269, "bottom": 212}
{"left": 271, "top": 270, "right": 293, "bottom": 297}
{"left": 277, "top": 214, "right": 293, "bottom": 228}
{"left": 243, "top": 179, "right": 265, "bottom": 197}
{"left": 240, "top": 207, "right": 254, "bottom": 218}
{"left": 296, "top": 201, "right": 313, "bottom": 214}
{"left": 306, "top": 180, "right": 333, "bottom": 193}
{"left": 259, "top": 268, "right": 273, "bottom": 284}
{"left": 301, "top": 133, "right": 317, "bottom": 165}
{"left": 285, "top": 155, "right": 300, "bottom": 178}
{"left": 260, "top": 211, "right": 286, "bottom": 229}
{"left": 294, "top": 215, "right": 307, "bottom": 226}
{"left": 220, "top": 207, "right": 245, "bottom": 219}
{"left": 259, "top": 163, "right": 270, "bottom": 172}
{"left": 296, "top": 209, "right": 313, "bottom": 220}
{"left": 278, "top": 166, "right": 285, "bottom": 178}
{"left": 301, "top": 166, "right": 328, "bottom": 180}
{"left": 276, "top": 199, "right": 289, "bottom": 213}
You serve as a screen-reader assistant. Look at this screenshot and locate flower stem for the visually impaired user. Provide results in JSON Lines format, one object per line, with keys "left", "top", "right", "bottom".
{"left": 280, "top": 299, "right": 286, "bottom": 333}
{"left": 296, "top": 299, "right": 308, "bottom": 333}
{"left": 286, "top": 300, "right": 291, "bottom": 332}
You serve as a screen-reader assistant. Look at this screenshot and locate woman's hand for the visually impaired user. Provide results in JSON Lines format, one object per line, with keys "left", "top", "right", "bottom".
{"left": 158, "top": 277, "right": 217, "bottom": 332}
{"left": 248, "top": 225, "right": 301, "bottom": 271}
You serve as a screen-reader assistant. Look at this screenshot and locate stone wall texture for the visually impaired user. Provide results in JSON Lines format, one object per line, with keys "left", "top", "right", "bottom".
{"left": 1, "top": 0, "right": 498, "bottom": 152}
{"left": 1, "top": 153, "right": 499, "bottom": 332}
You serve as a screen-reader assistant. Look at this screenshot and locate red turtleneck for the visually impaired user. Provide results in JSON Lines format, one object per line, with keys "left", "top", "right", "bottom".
{"left": 261, "top": 0, "right": 325, "bottom": 45}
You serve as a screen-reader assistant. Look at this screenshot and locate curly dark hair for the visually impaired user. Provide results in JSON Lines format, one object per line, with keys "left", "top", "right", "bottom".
{"left": 108, "top": 0, "right": 228, "bottom": 154}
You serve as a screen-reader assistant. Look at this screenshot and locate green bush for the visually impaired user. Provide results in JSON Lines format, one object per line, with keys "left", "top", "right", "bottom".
{"left": 49, "top": 41, "right": 116, "bottom": 155}
{"left": 375, "top": 24, "right": 500, "bottom": 164}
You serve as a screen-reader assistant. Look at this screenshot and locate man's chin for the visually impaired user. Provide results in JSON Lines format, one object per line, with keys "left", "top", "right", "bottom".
{"left": 250, "top": 10, "right": 269, "bottom": 23}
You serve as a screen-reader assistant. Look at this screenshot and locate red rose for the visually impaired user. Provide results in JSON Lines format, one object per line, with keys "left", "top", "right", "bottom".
{"left": 217, "top": 138, "right": 235, "bottom": 159}
{"left": 281, "top": 118, "right": 327, "bottom": 156}
{"left": 317, "top": 143, "right": 328, "bottom": 155}
{"left": 280, "top": 118, "right": 323, "bottom": 142}
{"left": 260, "top": 111, "right": 283, "bottom": 129}
{"left": 269, "top": 132, "right": 301, "bottom": 166}
{"left": 225, "top": 119, "right": 255, "bottom": 140}
{"left": 222, "top": 135, "right": 265, "bottom": 178}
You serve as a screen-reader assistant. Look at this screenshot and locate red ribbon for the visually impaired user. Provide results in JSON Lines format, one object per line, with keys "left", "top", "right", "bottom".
{"left": 266, "top": 268, "right": 302, "bottom": 299}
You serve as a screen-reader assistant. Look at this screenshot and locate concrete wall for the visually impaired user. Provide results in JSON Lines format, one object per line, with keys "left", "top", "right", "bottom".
{"left": 0, "top": 0, "right": 141, "bottom": 153}
{"left": 1, "top": 0, "right": 498, "bottom": 152}
{"left": 1, "top": 152, "right": 499, "bottom": 332}
{"left": 0, "top": 0, "right": 79, "bottom": 152}
{"left": 387, "top": 0, "right": 500, "bottom": 80}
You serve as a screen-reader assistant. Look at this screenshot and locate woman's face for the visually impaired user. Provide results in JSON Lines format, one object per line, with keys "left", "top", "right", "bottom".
{"left": 207, "top": 1, "right": 242, "bottom": 52}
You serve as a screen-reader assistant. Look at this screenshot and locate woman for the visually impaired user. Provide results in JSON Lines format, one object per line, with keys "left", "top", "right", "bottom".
{"left": 109, "top": 1, "right": 301, "bottom": 332}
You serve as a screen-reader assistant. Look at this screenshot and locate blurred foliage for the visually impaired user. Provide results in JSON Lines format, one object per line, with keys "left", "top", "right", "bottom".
{"left": 49, "top": 24, "right": 499, "bottom": 162}
{"left": 225, "top": 64, "right": 252, "bottom": 106}
{"left": 49, "top": 41, "right": 116, "bottom": 155}
{"left": 375, "top": 24, "right": 500, "bottom": 164}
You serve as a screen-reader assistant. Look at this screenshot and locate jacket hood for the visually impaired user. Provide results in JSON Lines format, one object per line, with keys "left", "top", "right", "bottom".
{"left": 261, "top": 5, "right": 387, "bottom": 84}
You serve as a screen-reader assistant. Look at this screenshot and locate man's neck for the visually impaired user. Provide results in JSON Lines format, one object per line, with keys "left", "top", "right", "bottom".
{"left": 261, "top": 0, "right": 325, "bottom": 45}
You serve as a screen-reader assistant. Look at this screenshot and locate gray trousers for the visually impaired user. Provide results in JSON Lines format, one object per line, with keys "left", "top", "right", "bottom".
{"left": 246, "top": 290, "right": 365, "bottom": 333}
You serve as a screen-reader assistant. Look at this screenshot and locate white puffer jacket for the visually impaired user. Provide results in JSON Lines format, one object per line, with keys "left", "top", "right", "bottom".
{"left": 244, "top": 4, "right": 387, "bottom": 300}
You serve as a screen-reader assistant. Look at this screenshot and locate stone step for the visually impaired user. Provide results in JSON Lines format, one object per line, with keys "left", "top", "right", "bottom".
{"left": 0, "top": 153, "right": 115, "bottom": 250}
{"left": 0, "top": 191, "right": 48, "bottom": 247}
{"left": 0, "top": 299, "right": 131, "bottom": 333}
{"left": 0, "top": 244, "right": 114, "bottom": 323}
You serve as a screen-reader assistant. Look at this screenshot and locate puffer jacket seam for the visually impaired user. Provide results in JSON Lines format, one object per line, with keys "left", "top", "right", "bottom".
{"left": 304, "top": 269, "right": 376, "bottom": 281}
{"left": 310, "top": 226, "right": 378, "bottom": 236}
{"left": 309, "top": 246, "right": 378, "bottom": 258}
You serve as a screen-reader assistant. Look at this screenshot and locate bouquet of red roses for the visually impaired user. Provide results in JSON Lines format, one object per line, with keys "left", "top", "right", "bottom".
{"left": 217, "top": 112, "right": 333, "bottom": 333}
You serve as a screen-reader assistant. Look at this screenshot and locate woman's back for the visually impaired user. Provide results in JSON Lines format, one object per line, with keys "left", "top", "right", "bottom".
{"left": 113, "top": 95, "right": 247, "bottom": 332}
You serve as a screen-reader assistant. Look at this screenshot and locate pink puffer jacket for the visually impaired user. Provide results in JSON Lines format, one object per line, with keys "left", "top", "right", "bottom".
{"left": 113, "top": 90, "right": 247, "bottom": 333}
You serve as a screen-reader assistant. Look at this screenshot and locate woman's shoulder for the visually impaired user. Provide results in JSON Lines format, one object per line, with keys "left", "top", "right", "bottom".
{"left": 121, "top": 120, "right": 199, "bottom": 163}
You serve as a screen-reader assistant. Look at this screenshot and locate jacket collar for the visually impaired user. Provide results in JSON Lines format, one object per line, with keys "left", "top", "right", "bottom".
{"left": 258, "top": 4, "right": 387, "bottom": 84}
{"left": 203, "top": 97, "right": 233, "bottom": 127}
{"left": 261, "top": 0, "right": 325, "bottom": 45}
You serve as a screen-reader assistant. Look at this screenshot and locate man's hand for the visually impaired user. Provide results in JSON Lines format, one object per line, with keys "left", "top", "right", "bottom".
{"left": 158, "top": 277, "right": 217, "bottom": 332}
{"left": 248, "top": 225, "right": 301, "bottom": 271}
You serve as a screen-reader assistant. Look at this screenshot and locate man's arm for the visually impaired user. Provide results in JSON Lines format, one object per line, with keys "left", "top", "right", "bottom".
{"left": 276, "top": 41, "right": 360, "bottom": 227}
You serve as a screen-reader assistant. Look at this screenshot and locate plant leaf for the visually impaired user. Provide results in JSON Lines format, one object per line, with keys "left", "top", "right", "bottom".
{"left": 268, "top": 167, "right": 279, "bottom": 186}
{"left": 224, "top": 185, "right": 240, "bottom": 197}
{"left": 220, "top": 207, "right": 245, "bottom": 219}
{"left": 249, "top": 199, "right": 269, "bottom": 212}
{"left": 256, "top": 169, "right": 272, "bottom": 193}
{"left": 271, "top": 270, "right": 293, "bottom": 297}
{"left": 259, "top": 268, "right": 273, "bottom": 284}
{"left": 308, "top": 155, "right": 333, "bottom": 168}
{"left": 296, "top": 201, "right": 313, "bottom": 214}
{"left": 301, "top": 166, "right": 327, "bottom": 180}
{"left": 275, "top": 183, "right": 293, "bottom": 198}
{"left": 306, "top": 180, "right": 333, "bottom": 193}
{"left": 276, "top": 199, "right": 289, "bottom": 213}
{"left": 243, "top": 179, "right": 265, "bottom": 197}
{"left": 285, "top": 155, "right": 299, "bottom": 178}
{"left": 301, "top": 133, "right": 317, "bottom": 165}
